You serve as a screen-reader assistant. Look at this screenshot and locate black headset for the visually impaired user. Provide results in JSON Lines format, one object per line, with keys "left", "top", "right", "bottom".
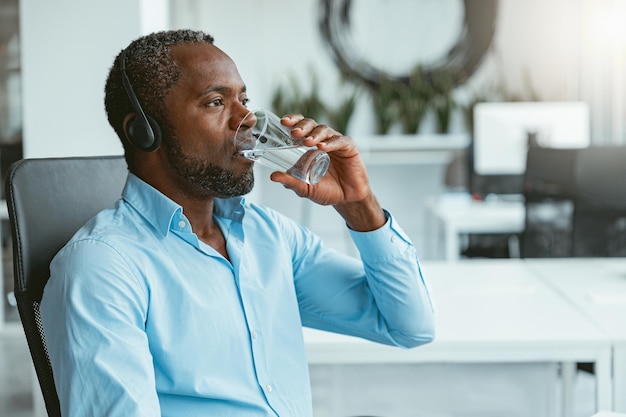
{"left": 120, "top": 49, "right": 162, "bottom": 152}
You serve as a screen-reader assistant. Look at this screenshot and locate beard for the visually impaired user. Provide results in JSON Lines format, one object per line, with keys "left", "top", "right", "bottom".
{"left": 164, "top": 130, "right": 254, "bottom": 199}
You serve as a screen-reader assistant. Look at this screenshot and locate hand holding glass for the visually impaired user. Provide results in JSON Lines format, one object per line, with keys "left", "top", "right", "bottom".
{"left": 235, "top": 108, "right": 330, "bottom": 185}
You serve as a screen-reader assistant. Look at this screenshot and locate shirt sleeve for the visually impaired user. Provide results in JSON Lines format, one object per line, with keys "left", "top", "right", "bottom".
{"left": 40, "top": 238, "right": 160, "bottom": 417}
{"left": 292, "top": 210, "right": 436, "bottom": 348}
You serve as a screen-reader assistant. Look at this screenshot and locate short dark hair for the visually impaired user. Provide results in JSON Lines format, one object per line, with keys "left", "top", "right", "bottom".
{"left": 104, "top": 29, "right": 215, "bottom": 170}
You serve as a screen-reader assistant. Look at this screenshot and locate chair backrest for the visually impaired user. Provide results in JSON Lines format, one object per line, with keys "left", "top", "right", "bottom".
{"left": 573, "top": 145, "right": 626, "bottom": 257}
{"left": 521, "top": 145, "right": 626, "bottom": 258}
{"left": 523, "top": 146, "right": 578, "bottom": 201}
{"left": 5, "top": 156, "right": 128, "bottom": 417}
{"left": 574, "top": 145, "right": 626, "bottom": 209}
{"left": 521, "top": 147, "right": 578, "bottom": 258}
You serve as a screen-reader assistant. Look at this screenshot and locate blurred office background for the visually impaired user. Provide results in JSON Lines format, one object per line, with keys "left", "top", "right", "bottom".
{"left": 2, "top": 0, "right": 626, "bottom": 416}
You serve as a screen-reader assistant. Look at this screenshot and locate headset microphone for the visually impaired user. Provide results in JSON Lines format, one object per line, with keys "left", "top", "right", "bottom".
{"left": 120, "top": 49, "right": 162, "bottom": 152}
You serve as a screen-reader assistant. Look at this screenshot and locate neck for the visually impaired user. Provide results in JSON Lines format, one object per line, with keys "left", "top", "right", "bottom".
{"left": 177, "top": 196, "right": 230, "bottom": 261}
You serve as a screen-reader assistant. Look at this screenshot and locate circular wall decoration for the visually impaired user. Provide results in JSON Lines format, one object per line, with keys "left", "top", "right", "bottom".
{"left": 318, "top": 0, "right": 498, "bottom": 89}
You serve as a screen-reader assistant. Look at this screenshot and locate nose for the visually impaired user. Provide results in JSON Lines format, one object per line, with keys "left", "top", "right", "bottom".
{"left": 234, "top": 106, "right": 258, "bottom": 149}
{"left": 233, "top": 105, "right": 257, "bottom": 132}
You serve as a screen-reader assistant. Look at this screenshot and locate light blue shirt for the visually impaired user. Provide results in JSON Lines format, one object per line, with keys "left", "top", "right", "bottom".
{"left": 40, "top": 173, "right": 435, "bottom": 417}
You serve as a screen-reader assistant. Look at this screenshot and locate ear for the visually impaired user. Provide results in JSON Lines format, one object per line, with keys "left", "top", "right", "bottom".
{"left": 122, "top": 112, "right": 162, "bottom": 152}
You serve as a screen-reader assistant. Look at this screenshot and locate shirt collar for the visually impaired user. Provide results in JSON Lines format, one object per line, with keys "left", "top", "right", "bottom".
{"left": 122, "top": 173, "right": 247, "bottom": 236}
{"left": 214, "top": 196, "right": 246, "bottom": 222}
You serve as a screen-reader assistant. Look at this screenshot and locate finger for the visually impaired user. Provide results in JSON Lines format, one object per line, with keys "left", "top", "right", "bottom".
{"left": 270, "top": 171, "right": 311, "bottom": 197}
{"left": 280, "top": 114, "right": 305, "bottom": 128}
{"left": 298, "top": 125, "right": 342, "bottom": 147}
{"left": 289, "top": 118, "right": 321, "bottom": 139}
{"left": 311, "top": 134, "right": 355, "bottom": 153}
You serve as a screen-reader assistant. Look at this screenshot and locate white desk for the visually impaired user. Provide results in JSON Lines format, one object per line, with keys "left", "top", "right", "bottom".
{"left": 526, "top": 258, "right": 626, "bottom": 413}
{"left": 304, "top": 259, "right": 612, "bottom": 416}
{"left": 425, "top": 194, "right": 525, "bottom": 260}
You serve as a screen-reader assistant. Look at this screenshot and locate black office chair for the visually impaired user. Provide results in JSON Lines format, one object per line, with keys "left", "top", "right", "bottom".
{"left": 520, "top": 146, "right": 578, "bottom": 258}
{"left": 5, "top": 156, "right": 128, "bottom": 417}
{"left": 572, "top": 145, "right": 626, "bottom": 257}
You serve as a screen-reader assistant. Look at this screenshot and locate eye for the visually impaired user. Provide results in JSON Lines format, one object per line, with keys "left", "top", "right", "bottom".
{"left": 241, "top": 97, "right": 250, "bottom": 107}
{"left": 207, "top": 98, "right": 224, "bottom": 107}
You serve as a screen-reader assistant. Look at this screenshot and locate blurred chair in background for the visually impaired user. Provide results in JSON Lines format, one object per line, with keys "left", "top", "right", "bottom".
{"left": 520, "top": 146, "right": 578, "bottom": 258}
{"left": 520, "top": 144, "right": 626, "bottom": 258}
{"left": 573, "top": 145, "right": 626, "bottom": 257}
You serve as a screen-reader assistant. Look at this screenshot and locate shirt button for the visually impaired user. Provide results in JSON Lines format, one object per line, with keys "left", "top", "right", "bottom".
{"left": 251, "top": 331, "right": 258, "bottom": 340}
{"left": 266, "top": 384, "right": 273, "bottom": 393}
{"left": 178, "top": 220, "right": 186, "bottom": 228}
{"left": 391, "top": 235, "right": 397, "bottom": 243}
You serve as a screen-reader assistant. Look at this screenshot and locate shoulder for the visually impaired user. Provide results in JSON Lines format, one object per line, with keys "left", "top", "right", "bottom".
{"left": 47, "top": 200, "right": 152, "bottom": 309}
{"left": 53, "top": 199, "right": 154, "bottom": 276}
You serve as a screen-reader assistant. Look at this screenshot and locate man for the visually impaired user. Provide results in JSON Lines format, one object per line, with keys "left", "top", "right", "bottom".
{"left": 40, "top": 29, "right": 435, "bottom": 417}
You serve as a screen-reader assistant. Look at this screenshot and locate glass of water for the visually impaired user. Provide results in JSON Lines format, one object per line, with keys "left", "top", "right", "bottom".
{"left": 234, "top": 108, "right": 330, "bottom": 185}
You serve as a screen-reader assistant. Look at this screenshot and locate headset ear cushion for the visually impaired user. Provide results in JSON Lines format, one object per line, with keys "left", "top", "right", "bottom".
{"left": 145, "top": 115, "right": 162, "bottom": 151}
{"left": 126, "top": 114, "right": 162, "bottom": 152}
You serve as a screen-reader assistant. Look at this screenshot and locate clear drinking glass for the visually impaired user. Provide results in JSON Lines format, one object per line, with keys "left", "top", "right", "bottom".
{"left": 235, "top": 108, "right": 330, "bottom": 185}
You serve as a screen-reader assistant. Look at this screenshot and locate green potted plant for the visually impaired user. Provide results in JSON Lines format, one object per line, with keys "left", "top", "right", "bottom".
{"left": 325, "top": 80, "right": 360, "bottom": 134}
{"left": 429, "top": 69, "right": 457, "bottom": 134}
{"left": 396, "top": 66, "right": 431, "bottom": 135}
{"left": 270, "top": 71, "right": 326, "bottom": 121}
{"left": 369, "top": 74, "right": 399, "bottom": 135}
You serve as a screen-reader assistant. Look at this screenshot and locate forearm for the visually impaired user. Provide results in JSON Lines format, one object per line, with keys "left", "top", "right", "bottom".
{"left": 297, "top": 211, "right": 435, "bottom": 348}
{"left": 350, "top": 213, "right": 435, "bottom": 345}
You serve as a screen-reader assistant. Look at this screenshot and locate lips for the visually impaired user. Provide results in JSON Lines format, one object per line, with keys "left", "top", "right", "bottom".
{"left": 234, "top": 131, "right": 255, "bottom": 152}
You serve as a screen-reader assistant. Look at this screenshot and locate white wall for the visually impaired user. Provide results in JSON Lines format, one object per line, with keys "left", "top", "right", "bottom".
{"left": 19, "top": 0, "right": 169, "bottom": 158}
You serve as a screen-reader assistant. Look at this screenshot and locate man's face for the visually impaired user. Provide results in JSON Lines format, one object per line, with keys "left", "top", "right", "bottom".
{"left": 161, "top": 42, "right": 255, "bottom": 199}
